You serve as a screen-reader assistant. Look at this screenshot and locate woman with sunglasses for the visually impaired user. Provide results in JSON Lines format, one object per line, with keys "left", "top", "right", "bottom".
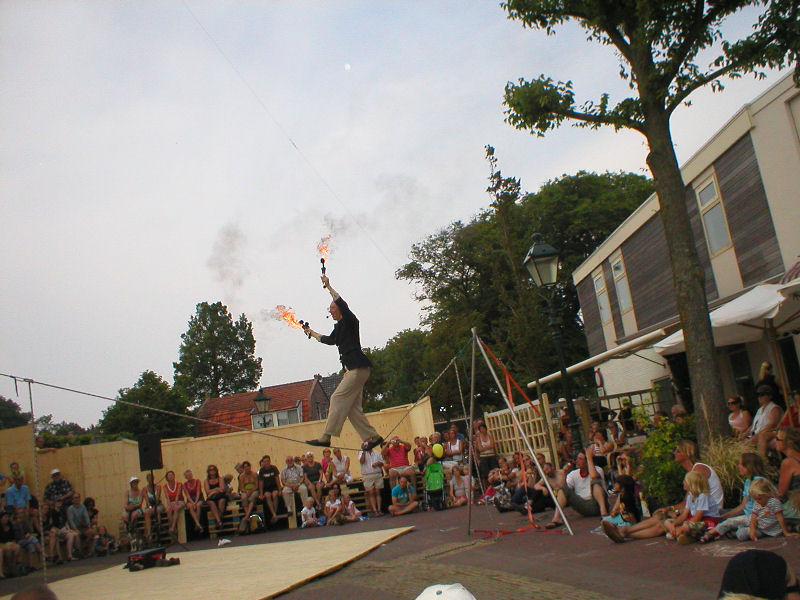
{"left": 204, "top": 465, "right": 227, "bottom": 529}
{"left": 775, "top": 428, "right": 800, "bottom": 520}
{"left": 727, "top": 395, "right": 752, "bottom": 437}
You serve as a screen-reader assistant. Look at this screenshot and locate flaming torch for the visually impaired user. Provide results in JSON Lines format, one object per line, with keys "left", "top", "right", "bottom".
{"left": 317, "top": 235, "right": 331, "bottom": 287}
{"left": 272, "top": 305, "right": 311, "bottom": 338}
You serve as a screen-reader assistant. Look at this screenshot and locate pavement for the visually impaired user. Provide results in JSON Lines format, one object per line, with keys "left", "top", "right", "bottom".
{"left": 2, "top": 505, "right": 798, "bottom": 599}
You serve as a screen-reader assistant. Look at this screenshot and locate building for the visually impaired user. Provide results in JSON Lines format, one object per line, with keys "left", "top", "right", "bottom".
{"left": 538, "top": 73, "right": 800, "bottom": 410}
{"left": 195, "top": 374, "right": 343, "bottom": 437}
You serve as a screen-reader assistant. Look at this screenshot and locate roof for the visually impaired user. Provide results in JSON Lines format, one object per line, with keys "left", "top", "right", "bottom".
{"left": 196, "top": 378, "right": 317, "bottom": 437}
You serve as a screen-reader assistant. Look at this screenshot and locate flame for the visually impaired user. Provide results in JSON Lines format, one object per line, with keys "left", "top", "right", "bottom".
{"left": 272, "top": 305, "right": 303, "bottom": 329}
{"left": 317, "top": 235, "right": 331, "bottom": 261}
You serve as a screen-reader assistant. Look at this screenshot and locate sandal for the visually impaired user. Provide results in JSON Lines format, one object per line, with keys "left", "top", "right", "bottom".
{"left": 699, "top": 532, "right": 718, "bottom": 544}
{"left": 545, "top": 522, "right": 560, "bottom": 530}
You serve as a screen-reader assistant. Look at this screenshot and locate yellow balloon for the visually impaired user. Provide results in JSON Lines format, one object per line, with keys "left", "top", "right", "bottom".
{"left": 432, "top": 443, "right": 444, "bottom": 459}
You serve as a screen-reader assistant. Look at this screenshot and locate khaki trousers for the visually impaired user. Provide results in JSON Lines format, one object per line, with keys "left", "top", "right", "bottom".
{"left": 323, "top": 367, "right": 379, "bottom": 440}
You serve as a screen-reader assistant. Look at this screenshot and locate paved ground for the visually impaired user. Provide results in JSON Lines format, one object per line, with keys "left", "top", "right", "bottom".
{"left": 2, "top": 505, "right": 798, "bottom": 599}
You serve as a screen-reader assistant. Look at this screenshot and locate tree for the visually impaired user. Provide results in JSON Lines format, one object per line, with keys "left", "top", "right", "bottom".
{"left": 501, "top": 0, "right": 798, "bottom": 447}
{"left": 0, "top": 396, "right": 31, "bottom": 430}
{"left": 364, "top": 329, "right": 430, "bottom": 411}
{"left": 34, "top": 415, "right": 92, "bottom": 436}
{"left": 98, "top": 371, "right": 192, "bottom": 438}
{"left": 173, "top": 302, "right": 263, "bottom": 406}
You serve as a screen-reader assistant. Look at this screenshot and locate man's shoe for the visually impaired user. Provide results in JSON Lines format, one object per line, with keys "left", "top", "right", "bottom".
{"left": 361, "top": 436, "right": 384, "bottom": 451}
{"left": 306, "top": 438, "right": 331, "bottom": 447}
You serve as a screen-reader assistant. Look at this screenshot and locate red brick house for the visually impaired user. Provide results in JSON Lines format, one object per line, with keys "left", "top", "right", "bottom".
{"left": 195, "top": 374, "right": 343, "bottom": 437}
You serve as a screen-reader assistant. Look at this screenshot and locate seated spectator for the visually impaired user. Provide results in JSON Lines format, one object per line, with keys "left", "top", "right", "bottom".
{"left": 512, "top": 461, "right": 563, "bottom": 515}
{"left": 448, "top": 466, "right": 469, "bottom": 507}
{"left": 358, "top": 446, "right": 385, "bottom": 517}
{"left": 388, "top": 476, "right": 419, "bottom": 516}
{"left": 280, "top": 455, "right": 310, "bottom": 517}
{"left": 257, "top": 455, "right": 281, "bottom": 524}
{"left": 0, "top": 510, "right": 21, "bottom": 576}
{"left": 43, "top": 499, "right": 76, "bottom": 563}
{"left": 413, "top": 437, "right": 429, "bottom": 473}
{"left": 67, "top": 492, "right": 96, "bottom": 557}
{"left": 744, "top": 385, "right": 783, "bottom": 455}
{"left": 604, "top": 470, "right": 718, "bottom": 543}
{"left": 606, "top": 421, "right": 627, "bottom": 449}
{"left": 320, "top": 448, "right": 335, "bottom": 485}
{"left": 702, "top": 478, "right": 797, "bottom": 543}
{"left": 605, "top": 450, "right": 636, "bottom": 491}
{"left": 443, "top": 430, "right": 464, "bottom": 469}
{"left": 727, "top": 395, "right": 752, "bottom": 436}
{"left": 700, "top": 452, "right": 766, "bottom": 539}
{"left": 302, "top": 452, "right": 325, "bottom": 508}
{"left": 143, "top": 474, "right": 164, "bottom": 532}
{"left": 341, "top": 492, "right": 362, "bottom": 522}
{"left": 301, "top": 497, "right": 323, "bottom": 528}
{"left": 589, "top": 430, "right": 614, "bottom": 468}
{"left": 122, "top": 476, "right": 149, "bottom": 537}
{"left": 547, "top": 447, "right": 607, "bottom": 528}
{"left": 383, "top": 437, "right": 416, "bottom": 489}
{"left": 323, "top": 485, "right": 343, "bottom": 526}
{"left": 602, "top": 474, "right": 640, "bottom": 528}
{"left": 330, "top": 448, "right": 354, "bottom": 485}
{"left": 203, "top": 465, "right": 227, "bottom": 529}
{"left": 238, "top": 461, "right": 259, "bottom": 521}
{"left": 5, "top": 477, "right": 37, "bottom": 536}
{"left": 776, "top": 428, "right": 800, "bottom": 520}
{"left": 93, "top": 525, "right": 117, "bottom": 556}
{"left": 230, "top": 462, "right": 245, "bottom": 501}
{"left": 162, "top": 470, "right": 185, "bottom": 536}
{"left": 12, "top": 507, "right": 43, "bottom": 569}
{"left": 43, "top": 469, "right": 74, "bottom": 505}
{"left": 449, "top": 423, "right": 465, "bottom": 443}
{"left": 83, "top": 497, "right": 98, "bottom": 527}
{"left": 182, "top": 470, "right": 205, "bottom": 533}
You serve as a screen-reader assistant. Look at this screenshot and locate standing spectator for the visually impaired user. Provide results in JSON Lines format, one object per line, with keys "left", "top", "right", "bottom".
{"left": 43, "top": 469, "right": 74, "bottom": 504}
{"left": 67, "top": 492, "right": 96, "bottom": 557}
{"left": 388, "top": 476, "right": 419, "bottom": 516}
{"left": 330, "top": 448, "right": 353, "bottom": 485}
{"left": 474, "top": 424, "right": 498, "bottom": 487}
{"left": 302, "top": 452, "right": 325, "bottom": 508}
{"left": 383, "top": 437, "right": 415, "bottom": 489}
{"left": 182, "top": 470, "right": 204, "bottom": 533}
{"left": 280, "top": 455, "right": 310, "bottom": 518}
{"left": 548, "top": 447, "right": 607, "bottom": 528}
{"left": 238, "top": 461, "right": 259, "bottom": 521}
{"left": 162, "top": 470, "right": 185, "bottom": 537}
{"left": 257, "top": 455, "right": 281, "bottom": 524}
{"left": 359, "top": 445, "right": 385, "bottom": 517}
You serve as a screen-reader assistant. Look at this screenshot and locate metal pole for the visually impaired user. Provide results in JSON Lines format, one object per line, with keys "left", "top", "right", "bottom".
{"left": 476, "top": 336, "right": 574, "bottom": 535}
{"left": 466, "top": 328, "right": 477, "bottom": 536}
{"left": 548, "top": 288, "right": 583, "bottom": 458}
{"left": 26, "top": 380, "right": 47, "bottom": 582}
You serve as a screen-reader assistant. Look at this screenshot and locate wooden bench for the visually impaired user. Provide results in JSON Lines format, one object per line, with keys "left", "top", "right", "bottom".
{"left": 118, "top": 510, "right": 172, "bottom": 548}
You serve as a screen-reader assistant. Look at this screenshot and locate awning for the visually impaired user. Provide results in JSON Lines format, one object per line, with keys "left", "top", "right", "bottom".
{"left": 654, "top": 280, "right": 800, "bottom": 356}
{"left": 526, "top": 328, "right": 667, "bottom": 388}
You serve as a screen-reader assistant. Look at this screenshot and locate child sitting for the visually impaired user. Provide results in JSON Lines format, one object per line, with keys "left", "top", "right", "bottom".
{"left": 672, "top": 470, "right": 720, "bottom": 544}
{"left": 701, "top": 478, "right": 799, "bottom": 542}
{"left": 94, "top": 525, "right": 117, "bottom": 556}
{"left": 300, "top": 497, "right": 323, "bottom": 528}
{"left": 341, "top": 493, "right": 363, "bottom": 522}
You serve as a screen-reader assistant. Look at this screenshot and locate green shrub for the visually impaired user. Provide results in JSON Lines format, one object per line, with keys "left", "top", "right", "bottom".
{"left": 638, "top": 416, "right": 696, "bottom": 508}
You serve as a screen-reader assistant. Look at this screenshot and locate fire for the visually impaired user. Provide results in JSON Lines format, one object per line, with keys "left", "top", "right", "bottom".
{"left": 317, "top": 235, "right": 331, "bottom": 261}
{"left": 272, "top": 305, "right": 303, "bottom": 329}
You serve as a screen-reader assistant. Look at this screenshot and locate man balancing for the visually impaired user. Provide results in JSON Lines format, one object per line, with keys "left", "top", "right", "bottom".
{"left": 301, "top": 275, "right": 383, "bottom": 451}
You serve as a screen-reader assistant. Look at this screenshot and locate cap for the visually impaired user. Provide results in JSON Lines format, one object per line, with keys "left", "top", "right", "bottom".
{"left": 756, "top": 385, "right": 773, "bottom": 396}
{"left": 50, "top": 469, "right": 60, "bottom": 476}
{"left": 129, "top": 476, "right": 140, "bottom": 483}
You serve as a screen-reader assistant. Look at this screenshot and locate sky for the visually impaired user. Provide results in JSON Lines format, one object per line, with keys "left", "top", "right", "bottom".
{"left": 0, "top": 1, "right": 789, "bottom": 427}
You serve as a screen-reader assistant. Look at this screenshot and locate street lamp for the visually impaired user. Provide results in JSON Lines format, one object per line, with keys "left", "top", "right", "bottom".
{"left": 523, "top": 235, "right": 584, "bottom": 458}
{"left": 252, "top": 388, "right": 271, "bottom": 414}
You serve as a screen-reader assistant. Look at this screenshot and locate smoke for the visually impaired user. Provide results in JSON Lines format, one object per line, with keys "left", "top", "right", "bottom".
{"left": 207, "top": 223, "right": 248, "bottom": 289}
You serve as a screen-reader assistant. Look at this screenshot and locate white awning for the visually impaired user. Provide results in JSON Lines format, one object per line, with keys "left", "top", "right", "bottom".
{"left": 654, "top": 280, "right": 800, "bottom": 356}
{"left": 526, "top": 328, "right": 667, "bottom": 388}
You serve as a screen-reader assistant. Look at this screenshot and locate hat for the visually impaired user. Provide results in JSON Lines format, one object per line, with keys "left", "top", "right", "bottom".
{"left": 756, "top": 385, "right": 773, "bottom": 396}
{"left": 50, "top": 469, "right": 60, "bottom": 476}
{"left": 129, "top": 476, "right": 140, "bottom": 483}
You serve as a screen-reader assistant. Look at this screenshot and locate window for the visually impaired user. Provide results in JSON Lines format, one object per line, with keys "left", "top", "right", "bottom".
{"left": 251, "top": 413, "right": 274, "bottom": 430}
{"left": 251, "top": 408, "right": 300, "bottom": 429}
{"left": 593, "top": 273, "right": 612, "bottom": 324}
{"left": 695, "top": 178, "right": 731, "bottom": 256}
{"left": 611, "top": 257, "right": 633, "bottom": 313}
{"left": 275, "top": 408, "right": 300, "bottom": 427}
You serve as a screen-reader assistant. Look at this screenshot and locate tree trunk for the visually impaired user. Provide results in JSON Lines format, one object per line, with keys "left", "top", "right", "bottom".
{"left": 643, "top": 107, "right": 727, "bottom": 449}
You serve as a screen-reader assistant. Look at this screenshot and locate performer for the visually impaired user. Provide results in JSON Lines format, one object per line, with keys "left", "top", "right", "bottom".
{"left": 302, "top": 275, "right": 383, "bottom": 451}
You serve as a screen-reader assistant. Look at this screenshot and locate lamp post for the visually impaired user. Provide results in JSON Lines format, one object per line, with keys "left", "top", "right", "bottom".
{"left": 523, "top": 236, "right": 584, "bottom": 458}
{"left": 253, "top": 388, "right": 271, "bottom": 413}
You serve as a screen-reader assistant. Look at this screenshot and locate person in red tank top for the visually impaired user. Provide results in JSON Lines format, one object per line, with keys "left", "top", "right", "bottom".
{"left": 382, "top": 437, "right": 415, "bottom": 489}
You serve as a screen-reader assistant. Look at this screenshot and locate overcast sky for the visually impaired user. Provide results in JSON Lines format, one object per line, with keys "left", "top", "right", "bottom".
{"left": 0, "top": 1, "right": 788, "bottom": 427}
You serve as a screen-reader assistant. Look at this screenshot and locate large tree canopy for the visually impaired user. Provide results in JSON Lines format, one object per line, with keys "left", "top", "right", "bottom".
{"left": 173, "top": 301, "right": 263, "bottom": 406}
{"left": 501, "top": 0, "right": 798, "bottom": 447}
{"left": 0, "top": 396, "right": 31, "bottom": 430}
{"left": 99, "top": 370, "right": 192, "bottom": 438}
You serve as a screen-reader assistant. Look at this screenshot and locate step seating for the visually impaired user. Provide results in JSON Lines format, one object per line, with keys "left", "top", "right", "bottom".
{"left": 118, "top": 510, "right": 172, "bottom": 548}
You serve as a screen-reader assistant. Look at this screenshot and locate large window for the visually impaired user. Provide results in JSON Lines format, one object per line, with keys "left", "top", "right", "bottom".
{"left": 275, "top": 408, "right": 300, "bottom": 427}
{"left": 611, "top": 256, "right": 633, "bottom": 313}
{"left": 251, "top": 408, "right": 300, "bottom": 429}
{"left": 593, "top": 273, "right": 612, "bottom": 324}
{"left": 696, "top": 177, "right": 731, "bottom": 256}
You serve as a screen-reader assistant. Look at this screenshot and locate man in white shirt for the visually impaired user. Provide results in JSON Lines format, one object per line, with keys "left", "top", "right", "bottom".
{"left": 359, "top": 447, "right": 385, "bottom": 517}
{"left": 547, "top": 447, "right": 607, "bottom": 528}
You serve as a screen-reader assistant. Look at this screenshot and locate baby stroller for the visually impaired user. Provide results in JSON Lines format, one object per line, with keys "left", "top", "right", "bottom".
{"left": 424, "top": 461, "right": 446, "bottom": 511}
